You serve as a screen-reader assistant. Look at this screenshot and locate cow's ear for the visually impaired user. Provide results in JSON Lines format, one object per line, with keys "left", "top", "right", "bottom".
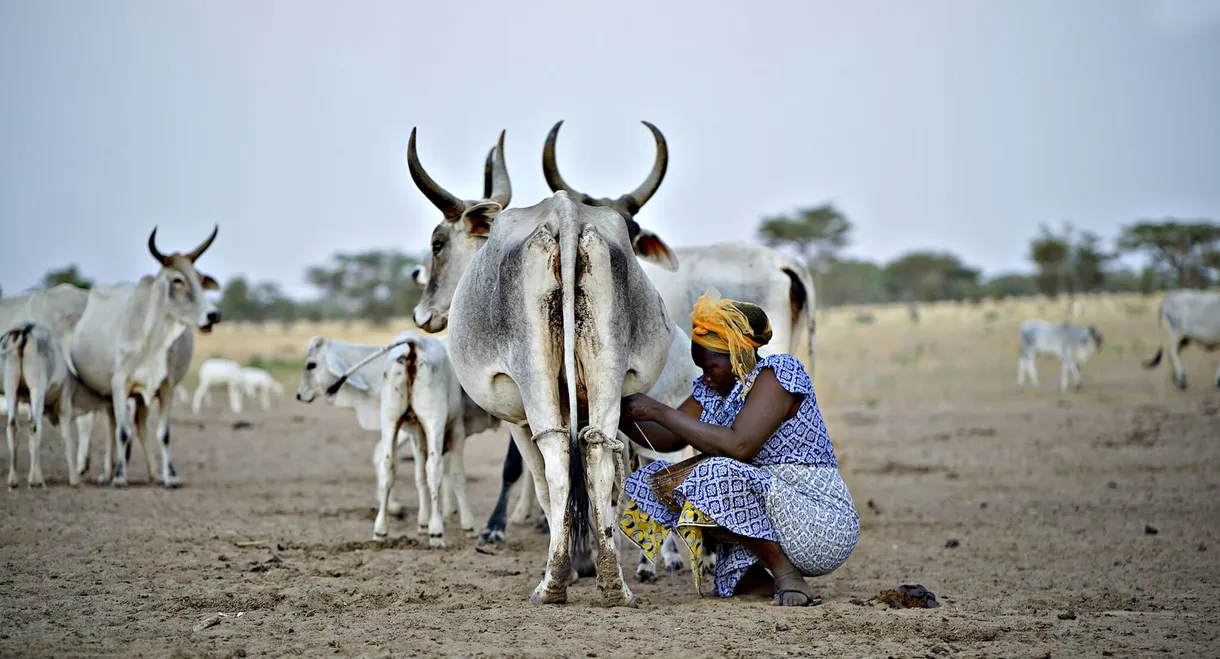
{"left": 634, "top": 230, "right": 679, "bottom": 272}
{"left": 460, "top": 201, "right": 503, "bottom": 237}
{"left": 200, "top": 274, "right": 221, "bottom": 291}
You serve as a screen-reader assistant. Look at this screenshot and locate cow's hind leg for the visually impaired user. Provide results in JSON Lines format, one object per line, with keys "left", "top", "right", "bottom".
{"left": 422, "top": 418, "right": 448, "bottom": 547}
{"left": 372, "top": 419, "right": 402, "bottom": 540}
{"left": 75, "top": 412, "right": 94, "bottom": 477}
{"left": 409, "top": 431, "right": 429, "bottom": 538}
{"left": 1170, "top": 338, "right": 1189, "bottom": 389}
{"left": 4, "top": 387, "right": 20, "bottom": 490}
{"left": 57, "top": 394, "right": 80, "bottom": 487}
{"left": 444, "top": 428, "right": 476, "bottom": 537}
{"left": 385, "top": 430, "right": 410, "bottom": 520}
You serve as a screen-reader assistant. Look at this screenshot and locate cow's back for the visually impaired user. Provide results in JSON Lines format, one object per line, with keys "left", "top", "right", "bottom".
{"left": 0, "top": 284, "right": 89, "bottom": 356}
{"left": 1162, "top": 290, "right": 1220, "bottom": 342}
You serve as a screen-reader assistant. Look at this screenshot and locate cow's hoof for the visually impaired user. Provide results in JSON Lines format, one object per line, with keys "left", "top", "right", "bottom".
{"left": 163, "top": 478, "right": 183, "bottom": 490}
{"left": 372, "top": 530, "right": 388, "bottom": 542}
{"left": 528, "top": 587, "right": 567, "bottom": 605}
{"left": 476, "top": 529, "right": 505, "bottom": 548}
{"left": 428, "top": 534, "right": 446, "bottom": 548}
{"left": 416, "top": 525, "right": 429, "bottom": 538}
{"left": 635, "top": 566, "right": 658, "bottom": 583}
{"left": 664, "top": 555, "right": 685, "bottom": 573}
{"left": 109, "top": 478, "right": 128, "bottom": 489}
{"left": 462, "top": 526, "right": 477, "bottom": 538}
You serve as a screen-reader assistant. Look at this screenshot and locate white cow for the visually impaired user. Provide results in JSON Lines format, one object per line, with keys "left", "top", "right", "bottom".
{"left": 407, "top": 126, "right": 677, "bottom": 607}
{"left": 1017, "top": 319, "right": 1103, "bottom": 391}
{"left": 1, "top": 323, "right": 108, "bottom": 487}
{"left": 1142, "top": 289, "right": 1220, "bottom": 389}
{"left": 296, "top": 331, "right": 489, "bottom": 545}
{"left": 192, "top": 358, "right": 246, "bottom": 414}
{"left": 542, "top": 121, "right": 817, "bottom": 372}
{"left": 240, "top": 367, "right": 283, "bottom": 410}
{"left": 69, "top": 226, "right": 221, "bottom": 488}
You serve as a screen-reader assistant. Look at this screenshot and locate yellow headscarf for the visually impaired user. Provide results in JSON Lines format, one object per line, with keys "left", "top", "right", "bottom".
{"left": 689, "top": 289, "right": 773, "bottom": 387}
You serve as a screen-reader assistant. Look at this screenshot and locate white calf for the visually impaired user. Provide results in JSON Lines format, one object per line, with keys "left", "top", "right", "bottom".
{"left": 192, "top": 358, "right": 246, "bottom": 414}
{"left": 240, "top": 367, "right": 283, "bottom": 411}
{"left": 296, "top": 332, "right": 472, "bottom": 545}
{"left": 1, "top": 323, "right": 107, "bottom": 487}
{"left": 1017, "top": 319, "right": 1103, "bottom": 391}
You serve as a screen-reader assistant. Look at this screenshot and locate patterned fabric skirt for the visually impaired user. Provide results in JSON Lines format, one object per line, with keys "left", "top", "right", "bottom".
{"left": 620, "top": 457, "right": 859, "bottom": 597}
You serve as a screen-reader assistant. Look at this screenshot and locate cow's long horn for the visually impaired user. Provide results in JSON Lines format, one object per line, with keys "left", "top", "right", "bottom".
{"left": 407, "top": 127, "right": 465, "bottom": 218}
{"left": 482, "top": 147, "right": 495, "bottom": 200}
{"left": 625, "top": 121, "right": 668, "bottom": 209}
{"left": 147, "top": 227, "right": 169, "bottom": 265}
{"left": 186, "top": 224, "right": 219, "bottom": 262}
{"left": 487, "top": 129, "right": 512, "bottom": 208}
{"left": 541, "top": 120, "right": 589, "bottom": 199}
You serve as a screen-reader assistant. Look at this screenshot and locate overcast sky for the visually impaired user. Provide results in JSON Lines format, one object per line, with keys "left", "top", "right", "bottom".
{"left": 2, "top": 0, "right": 1218, "bottom": 297}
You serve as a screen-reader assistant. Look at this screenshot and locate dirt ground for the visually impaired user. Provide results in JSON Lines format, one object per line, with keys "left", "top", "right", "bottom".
{"left": 3, "top": 303, "right": 1220, "bottom": 658}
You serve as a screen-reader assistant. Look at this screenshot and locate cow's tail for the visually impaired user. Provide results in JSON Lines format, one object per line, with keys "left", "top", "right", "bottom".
{"left": 325, "top": 336, "right": 413, "bottom": 396}
{"left": 0, "top": 323, "right": 34, "bottom": 360}
{"left": 0, "top": 324, "right": 34, "bottom": 400}
{"left": 559, "top": 221, "right": 592, "bottom": 560}
{"left": 1142, "top": 299, "right": 1170, "bottom": 370}
{"left": 781, "top": 265, "right": 815, "bottom": 374}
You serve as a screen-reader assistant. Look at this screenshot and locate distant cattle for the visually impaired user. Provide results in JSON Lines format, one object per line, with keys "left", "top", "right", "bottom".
{"left": 1017, "top": 319, "right": 1103, "bottom": 391}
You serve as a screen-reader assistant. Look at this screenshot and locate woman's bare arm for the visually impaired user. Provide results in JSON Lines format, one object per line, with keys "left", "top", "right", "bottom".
{"left": 644, "top": 369, "right": 795, "bottom": 463}
{"left": 619, "top": 394, "right": 703, "bottom": 453}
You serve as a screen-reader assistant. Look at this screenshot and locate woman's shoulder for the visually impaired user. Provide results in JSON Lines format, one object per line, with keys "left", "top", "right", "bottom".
{"left": 754, "top": 353, "right": 813, "bottom": 395}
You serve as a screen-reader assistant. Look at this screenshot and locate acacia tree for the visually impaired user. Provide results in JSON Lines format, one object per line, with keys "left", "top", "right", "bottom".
{"left": 306, "top": 249, "right": 425, "bottom": 326}
{"left": 883, "top": 251, "right": 981, "bottom": 302}
{"left": 1118, "top": 219, "right": 1220, "bottom": 288}
{"left": 40, "top": 264, "right": 93, "bottom": 290}
{"left": 756, "top": 203, "right": 851, "bottom": 273}
{"left": 1029, "top": 224, "right": 1070, "bottom": 298}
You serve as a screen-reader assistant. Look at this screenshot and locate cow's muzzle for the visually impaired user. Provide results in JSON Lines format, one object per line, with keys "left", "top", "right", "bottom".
{"left": 199, "top": 310, "right": 222, "bottom": 333}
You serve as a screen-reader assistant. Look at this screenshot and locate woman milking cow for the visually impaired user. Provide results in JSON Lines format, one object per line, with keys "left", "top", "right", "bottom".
{"left": 618, "top": 290, "right": 859, "bottom": 607}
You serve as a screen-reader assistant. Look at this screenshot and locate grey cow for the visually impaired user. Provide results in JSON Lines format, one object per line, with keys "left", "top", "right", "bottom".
{"left": 1142, "top": 289, "right": 1220, "bottom": 389}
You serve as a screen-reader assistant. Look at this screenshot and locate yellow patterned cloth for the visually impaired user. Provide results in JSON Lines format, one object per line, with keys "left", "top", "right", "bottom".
{"left": 620, "top": 500, "right": 721, "bottom": 595}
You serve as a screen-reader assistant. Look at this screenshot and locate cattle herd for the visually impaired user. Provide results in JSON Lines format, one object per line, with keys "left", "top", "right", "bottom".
{"left": 2, "top": 121, "right": 1219, "bottom": 609}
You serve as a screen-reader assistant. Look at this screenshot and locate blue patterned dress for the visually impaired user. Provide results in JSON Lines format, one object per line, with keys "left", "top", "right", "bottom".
{"left": 622, "top": 354, "right": 859, "bottom": 597}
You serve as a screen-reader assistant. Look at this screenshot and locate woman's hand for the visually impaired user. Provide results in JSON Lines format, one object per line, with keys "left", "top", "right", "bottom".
{"left": 621, "top": 393, "right": 662, "bottom": 423}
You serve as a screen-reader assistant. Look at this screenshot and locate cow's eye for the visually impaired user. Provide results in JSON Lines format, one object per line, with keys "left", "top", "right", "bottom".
{"left": 431, "top": 240, "right": 444, "bottom": 255}
{"left": 305, "top": 362, "right": 316, "bottom": 371}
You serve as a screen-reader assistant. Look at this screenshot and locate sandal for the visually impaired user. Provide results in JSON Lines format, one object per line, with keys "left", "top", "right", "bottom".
{"left": 772, "top": 589, "right": 822, "bottom": 607}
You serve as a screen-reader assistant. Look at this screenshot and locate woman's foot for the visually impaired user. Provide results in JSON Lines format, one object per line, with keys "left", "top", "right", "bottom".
{"left": 733, "top": 563, "right": 775, "bottom": 597}
{"left": 770, "top": 572, "right": 818, "bottom": 606}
